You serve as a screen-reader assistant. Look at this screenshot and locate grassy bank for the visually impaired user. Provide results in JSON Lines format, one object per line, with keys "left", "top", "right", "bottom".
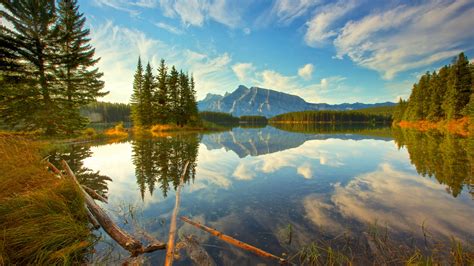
{"left": 0, "top": 137, "right": 93, "bottom": 264}
{"left": 397, "top": 117, "right": 472, "bottom": 137}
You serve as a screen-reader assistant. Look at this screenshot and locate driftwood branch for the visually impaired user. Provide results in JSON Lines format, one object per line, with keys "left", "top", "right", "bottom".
{"left": 85, "top": 205, "right": 100, "bottom": 230}
{"left": 165, "top": 161, "right": 190, "bottom": 266}
{"left": 60, "top": 160, "right": 165, "bottom": 256}
{"left": 181, "top": 216, "right": 287, "bottom": 264}
{"left": 82, "top": 185, "right": 108, "bottom": 204}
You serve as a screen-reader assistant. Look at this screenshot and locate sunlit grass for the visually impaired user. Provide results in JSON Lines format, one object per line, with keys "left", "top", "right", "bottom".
{"left": 0, "top": 137, "right": 93, "bottom": 264}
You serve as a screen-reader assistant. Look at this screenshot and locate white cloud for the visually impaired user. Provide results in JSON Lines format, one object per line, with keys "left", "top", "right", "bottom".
{"left": 232, "top": 63, "right": 256, "bottom": 83}
{"left": 333, "top": 0, "right": 474, "bottom": 79}
{"left": 270, "top": 0, "right": 321, "bottom": 24}
{"left": 153, "top": 21, "right": 184, "bottom": 35}
{"left": 298, "top": 63, "right": 314, "bottom": 80}
{"left": 159, "top": 0, "right": 242, "bottom": 28}
{"left": 328, "top": 163, "right": 474, "bottom": 239}
{"left": 304, "top": 0, "right": 357, "bottom": 47}
{"left": 89, "top": 21, "right": 236, "bottom": 103}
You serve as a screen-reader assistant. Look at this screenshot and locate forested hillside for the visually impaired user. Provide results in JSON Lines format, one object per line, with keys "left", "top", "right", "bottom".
{"left": 269, "top": 110, "right": 391, "bottom": 124}
{"left": 393, "top": 53, "right": 473, "bottom": 123}
{"left": 80, "top": 102, "right": 130, "bottom": 123}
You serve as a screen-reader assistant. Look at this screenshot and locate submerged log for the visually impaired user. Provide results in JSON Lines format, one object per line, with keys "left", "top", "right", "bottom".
{"left": 61, "top": 160, "right": 166, "bottom": 256}
{"left": 165, "top": 161, "right": 190, "bottom": 266}
{"left": 178, "top": 235, "right": 216, "bottom": 266}
{"left": 180, "top": 216, "right": 287, "bottom": 264}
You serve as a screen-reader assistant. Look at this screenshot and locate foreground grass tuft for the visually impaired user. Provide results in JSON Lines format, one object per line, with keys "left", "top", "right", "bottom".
{"left": 0, "top": 137, "right": 93, "bottom": 265}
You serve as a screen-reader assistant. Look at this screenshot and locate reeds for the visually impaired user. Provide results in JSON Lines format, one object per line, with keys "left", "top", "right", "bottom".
{"left": 0, "top": 137, "right": 93, "bottom": 264}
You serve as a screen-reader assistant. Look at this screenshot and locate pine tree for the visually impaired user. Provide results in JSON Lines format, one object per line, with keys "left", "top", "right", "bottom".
{"left": 55, "top": 0, "right": 107, "bottom": 133}
{"left": 188, "top": 75, "right": 199, "bottom": 124}
{"left": 167, "top": 65, "right": 179, "bottom": 125}
{"left": 443, "top": 53, "right": 472, "bottom": 119}
{"left": 177, "top": 71, "right": 189, "bottom": 126}
{"left": 154, "top": 59, "right": 168, "bottom": 124}
{"left": 0, "top": 0, "right": 60, "bottom": 134}
{"left": 141, "top": 62, "right": 154, "bottom": 127}
{"left": 130, "top": 57, "right": 144, "bottom": 127}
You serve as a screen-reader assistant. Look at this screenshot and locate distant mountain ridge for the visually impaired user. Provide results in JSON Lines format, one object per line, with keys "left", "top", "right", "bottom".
{"left": 198, "top": 85, "right": 395, "bottom": 117}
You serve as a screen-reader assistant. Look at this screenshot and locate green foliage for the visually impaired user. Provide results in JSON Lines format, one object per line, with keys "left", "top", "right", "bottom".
{"left": 395, "top": 52, "right": 473, "bottom": 122}
{"left": 80, "top": 101, "right": 130, "bottom": 123}
{"left": 130, "top": 58, "right": 198, "bottom": 128}
{"left": 270, "top": 110, "right": 391, "bottom": 123}
{"left": 0, "top": 0, "right": 107, "bottom": 135}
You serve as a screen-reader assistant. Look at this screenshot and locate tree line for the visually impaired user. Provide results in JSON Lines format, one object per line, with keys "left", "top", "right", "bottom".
{"left": 131, "top": 58, "right": 198, "bottom": 128}
{"left": 269, "top": 110, "right": 391, "bottom": 123}
{"left": 0, "top": 0, "right": 106, "bottom": 135}
{"left": 80, "top": 102, "right": 131, "bottom": 123}
{"left": 393, "top": 52, "right": 474, "bottom": 123}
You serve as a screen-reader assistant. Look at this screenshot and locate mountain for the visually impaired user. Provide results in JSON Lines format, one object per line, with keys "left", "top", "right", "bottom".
{"left": 198, "top": 85, "right": 396, "bottom": 117}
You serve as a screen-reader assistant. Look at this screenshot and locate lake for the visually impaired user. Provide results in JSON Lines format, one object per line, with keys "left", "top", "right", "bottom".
{"left": 48, "top": 125, "right": 474, "bottom": 264}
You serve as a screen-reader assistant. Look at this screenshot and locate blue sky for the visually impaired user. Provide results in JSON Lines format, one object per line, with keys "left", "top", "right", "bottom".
{"left": 78, "top": 0, "right": 474, "bottom": 104}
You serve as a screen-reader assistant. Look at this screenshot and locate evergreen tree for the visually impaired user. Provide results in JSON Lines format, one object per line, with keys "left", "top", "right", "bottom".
{"left": 141, "top": 62, "right": 154, "bottom": 127}
{"left": 0, "top": 0, "right": 60, "bottom": 134}
{"left": 167, "top": 65, "right": 179, "bottom": 125}
{"left": 154, "top": 59, "right": 168, "bottom": 124}
{"left": 55, "top": 0, "right": 107, "bottom": 133}
{"left": 130, "top": 57, "right": 144, "bottom": 127}
{"left": 427, "top": 67, "right": 448, "bottom": 121}
{"left": 188, "top": 75, "right": 199, "bottom": 124}
{"left": 178, "top": 71, "right": 189, "bottom": 126}
{"left": 443, "top": 53, "right": 472, "bottom": 119}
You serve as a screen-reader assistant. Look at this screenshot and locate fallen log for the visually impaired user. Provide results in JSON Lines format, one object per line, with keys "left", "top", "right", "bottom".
{"left": 85, "top": 205, "right": 100, "bottom": 230}
{"left": 61, "top": 160, "right": 165, "bottom": 256}
{"left": 82, "top": 185, "right": 108, "bottom": 204}
{"left": 180, "top": 216, "right": 287, "bottom": 264}
{"left": 164, "top": 161, "right": 190, "bottom": 266}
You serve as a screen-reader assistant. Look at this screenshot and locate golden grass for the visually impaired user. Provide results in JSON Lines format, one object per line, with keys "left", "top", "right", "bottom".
{"left": 0, "top": 137, "right": 93, "bottom": 264}
{"left": 398, "top": 117, "right": 471, "bottom": 136}
{"left": 104, "top": 122, "right": 129, "bottom": 138}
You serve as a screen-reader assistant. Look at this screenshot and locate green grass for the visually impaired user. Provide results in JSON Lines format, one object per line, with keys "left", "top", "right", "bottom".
{"left": 0, "top": 137, "right": 94, "bottom": 264}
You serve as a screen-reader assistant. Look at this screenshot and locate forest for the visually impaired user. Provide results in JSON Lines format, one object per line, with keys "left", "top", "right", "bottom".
{"left": 80, "top": 102, "right": 131, "bottom": 123}
{"left": 269, "top": 110, "right": 391, "bottom": 124}
{"left": 130, "top": 58, "right": 199, "bottom": 128}
{"left": 393, "top": 53, "right": 474, "bottom": 123}
{"left": 0, "top": 0, "right": 107, "bottom": 135}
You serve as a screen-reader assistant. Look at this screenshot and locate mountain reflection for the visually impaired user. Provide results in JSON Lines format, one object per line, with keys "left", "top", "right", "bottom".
{"left": 393, "top": 128, "right": 473, "bottom": 198}
{"left": 202, "top": 125, "right": 392, "bottom": 158}
{"left": 48, "top": 145, "right": 112, "bottom": 199}
{"left": 131, "top": 134, "right": 200, "bottom": 199}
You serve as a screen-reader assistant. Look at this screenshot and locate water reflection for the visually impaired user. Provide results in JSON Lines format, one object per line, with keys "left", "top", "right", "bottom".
{"left": 48, "top": 144, "right": 111, "bottom": 198}
{"left": 132, "top": 134, "right": 200, "bottom": 199}
{"left": 393, "top": 128, "right": 473, "bottom": 197}
{"left": 59, "top": 125, "right": 474, "bottom": 264}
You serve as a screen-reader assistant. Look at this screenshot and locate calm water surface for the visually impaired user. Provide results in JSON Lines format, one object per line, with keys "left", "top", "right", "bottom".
{"left": 51, "top": 125, "right": 474, "bottom": 264}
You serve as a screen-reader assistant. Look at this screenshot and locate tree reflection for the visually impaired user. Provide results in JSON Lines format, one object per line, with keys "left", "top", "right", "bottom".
{"left": 132, "top": 134, "right": 200, "bottom": 199}
{"left": 393, "top": 128, "right": 473, "bottom": 197}
{"left": 48, "top": 145, "right": 112, "bottom": 199}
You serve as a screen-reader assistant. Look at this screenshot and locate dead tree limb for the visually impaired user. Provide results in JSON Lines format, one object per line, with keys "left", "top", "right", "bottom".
{"left": 82, "top": 185, "right": 108, "bottom": 204}
{"left": 47, "top": 161, "right": 64, "bottom": 178}
{"left": 61, "top": 160, "right": 166, "bottom": 256}
{"left": 181, "top": 216, "right": 287, "bottom": 264}
{"left": 164, "top": 161, "right": 190, "bottom": 266}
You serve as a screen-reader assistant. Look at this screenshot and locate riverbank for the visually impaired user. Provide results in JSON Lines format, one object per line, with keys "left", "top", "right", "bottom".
{"left": 0, "top": 137, "right": 93, "bottom": 264}
{"left": 397, "top": 117, "right": 472, "bottom": 137}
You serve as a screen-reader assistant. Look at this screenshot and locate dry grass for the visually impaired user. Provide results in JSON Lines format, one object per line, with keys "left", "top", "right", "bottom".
{"left": 398, "top": 117, "right": 471, "bottom": 136}
{"left": 104, "top": 122, "right": 129, "bottom": 138}
{"left": 0, "top": 137, "right": 93, "bottom": 265}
